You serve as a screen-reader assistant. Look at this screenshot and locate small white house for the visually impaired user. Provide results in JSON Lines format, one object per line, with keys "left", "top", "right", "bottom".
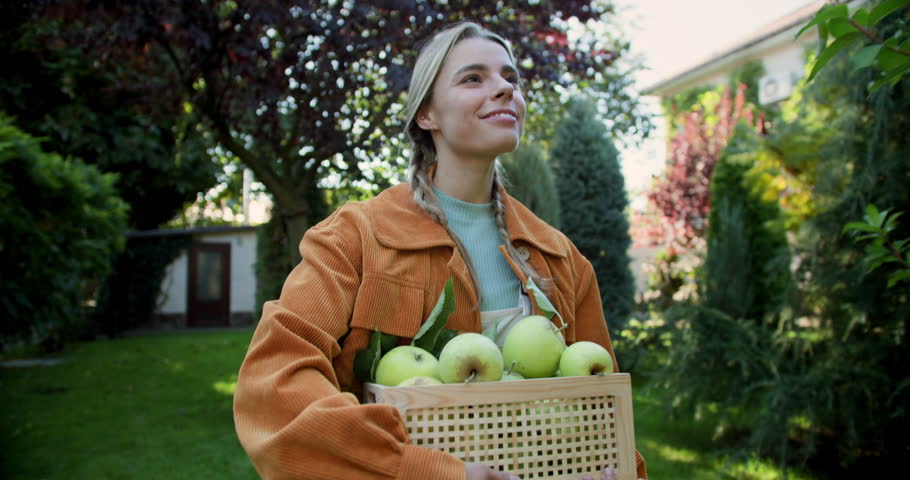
{"left": 133, "top": 226, "right": 259, "bottom": 328}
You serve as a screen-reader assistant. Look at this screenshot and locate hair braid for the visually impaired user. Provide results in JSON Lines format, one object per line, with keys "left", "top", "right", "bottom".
{"left": 491, "top": 166, "right": 553, "bottom": 296}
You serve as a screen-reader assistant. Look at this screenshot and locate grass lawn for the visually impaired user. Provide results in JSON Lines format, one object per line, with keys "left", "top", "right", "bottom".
{"left": 2, "top": 330, "right": 820, "bottom": 479}
{"left": 632, "top": 374, "right": 818, "bottom": 480}
{"left": 1, "top": 330, "right": 258, "bottom": 480}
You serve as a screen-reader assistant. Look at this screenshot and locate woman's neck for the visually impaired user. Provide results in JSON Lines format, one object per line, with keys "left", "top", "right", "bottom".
{"left": 432, "top": 151, "right": 496, "bottom": 204}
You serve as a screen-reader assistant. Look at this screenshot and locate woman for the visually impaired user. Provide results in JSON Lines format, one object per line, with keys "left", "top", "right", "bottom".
{"left": 233, "top": 21, "right": 647, "bottom": 480}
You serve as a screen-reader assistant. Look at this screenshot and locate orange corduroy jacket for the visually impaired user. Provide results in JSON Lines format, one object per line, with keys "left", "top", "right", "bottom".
{"left": 233, "top": 183, "right": 647, "bottom": 479}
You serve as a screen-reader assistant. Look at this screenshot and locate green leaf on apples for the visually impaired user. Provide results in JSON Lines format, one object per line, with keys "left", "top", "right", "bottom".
{"left": 378, "top": 330, "right": 398, "bottom": 355}
{"left": 429, "top": 329, "right": 459, "bottom": 358}
{"left": 412, "top": 276, "right": 455, "bottom": 354}
{"left": 526, "top": 277, "right": 566, "bottom": 328}
{"left": 354, "top": 327, "right": 386, "bottom": 383}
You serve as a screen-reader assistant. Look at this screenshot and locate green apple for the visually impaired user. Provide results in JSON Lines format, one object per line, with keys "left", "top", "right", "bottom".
{"left": 500, "top": 361, "right": 525, "bottom": 381}
{"left": 502, "top": 315, "right": 566, "bottom": 378}
{"left": 558, "top": 341, "right": 614, "bottom": 377}
{"left": 501, "top": 371, "right": 525, "bottom": 381}
{"left": 397, "top": 375, "right": 444, "bottom": 386}
{"left": 374, "top": 345, "right": 440, "bottom": 386}
{"left": 438, "top": 333, "right": 504, "bottom": 383}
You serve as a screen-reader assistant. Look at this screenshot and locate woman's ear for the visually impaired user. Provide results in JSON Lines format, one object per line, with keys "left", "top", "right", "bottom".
{"left": 415, "top": 107, "right": 438, "bottom": 131}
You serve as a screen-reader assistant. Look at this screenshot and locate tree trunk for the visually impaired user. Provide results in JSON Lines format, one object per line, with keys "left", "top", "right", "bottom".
{"left": 282, "top": 209, "right": 312, "bottom": 267}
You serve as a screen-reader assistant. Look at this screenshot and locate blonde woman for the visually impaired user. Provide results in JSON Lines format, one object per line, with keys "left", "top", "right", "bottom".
{"left": 234, "top": 22, "right": 647, "bottom": 480}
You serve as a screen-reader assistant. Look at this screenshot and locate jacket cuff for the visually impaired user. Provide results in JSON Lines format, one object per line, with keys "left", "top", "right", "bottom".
{"left": 398, "top": 444, "right": 465, "bottom": 480}
{"left": 636, "top": 449, "right": 648, "bottom": 479}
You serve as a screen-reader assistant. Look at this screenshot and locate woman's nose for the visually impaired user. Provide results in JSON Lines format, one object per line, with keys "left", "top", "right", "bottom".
{"left": 493, "top": 76, "right": 515, "bottom": 99}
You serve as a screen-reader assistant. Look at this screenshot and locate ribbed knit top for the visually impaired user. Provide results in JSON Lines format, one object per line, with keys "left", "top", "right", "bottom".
{"left": 434, "top": 188, "right": 520, "bottom": 311}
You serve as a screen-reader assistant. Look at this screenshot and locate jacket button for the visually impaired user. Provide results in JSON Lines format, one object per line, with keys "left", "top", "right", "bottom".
{"left": 516, "top": 246, "right": 530, "bottom": 261}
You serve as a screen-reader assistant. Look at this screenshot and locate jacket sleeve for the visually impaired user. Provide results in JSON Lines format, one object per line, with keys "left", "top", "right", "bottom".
{"left": 233, "top": 208, "right": 464, "bottom": 480}
{"left": 570, "top": 247, "right": 649, "bottom": 480}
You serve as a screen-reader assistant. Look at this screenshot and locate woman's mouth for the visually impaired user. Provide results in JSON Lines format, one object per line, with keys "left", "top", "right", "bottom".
{"left": 481, "top": 110, "right": 518, "bottom": 124}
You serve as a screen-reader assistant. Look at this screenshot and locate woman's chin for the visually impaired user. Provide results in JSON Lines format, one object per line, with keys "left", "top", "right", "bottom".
{"left": 488, "top": 135, "right": 521, "bottom": 155}
{"left": 457, "top": 135, "right": 521, "bottom": 159}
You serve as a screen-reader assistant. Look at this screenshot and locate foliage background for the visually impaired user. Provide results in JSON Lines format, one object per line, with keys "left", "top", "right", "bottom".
{"left": 552, "top": 97, "right": 636, "bottom": 334}
{"left": 0, "top": 118, "right": 127, "bottom": 346}
{"left": 498, "top": 143, "right": 561, "bottom": 229}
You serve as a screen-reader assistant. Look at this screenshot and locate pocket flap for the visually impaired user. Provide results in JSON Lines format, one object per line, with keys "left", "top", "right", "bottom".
{"left": 349, "top": 273, "right": 425, "bottom": 338}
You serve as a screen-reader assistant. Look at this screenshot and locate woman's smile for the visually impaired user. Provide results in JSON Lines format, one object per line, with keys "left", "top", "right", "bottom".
{"left": 480, "top": 109, "right": 518, "bottom": 124}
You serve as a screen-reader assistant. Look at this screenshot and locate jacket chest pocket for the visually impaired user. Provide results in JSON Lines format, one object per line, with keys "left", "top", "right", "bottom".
{"left": 349, "top": 272, "right": 426, "bottom": 338}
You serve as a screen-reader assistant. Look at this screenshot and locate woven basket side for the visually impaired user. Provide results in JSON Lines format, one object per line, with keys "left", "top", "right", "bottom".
{"left": 404, "top": 395, "right": 621, "bottom": 479}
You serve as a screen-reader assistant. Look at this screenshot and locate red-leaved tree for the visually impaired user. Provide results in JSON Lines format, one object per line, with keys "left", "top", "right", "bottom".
{"left": 646, "top": 84, "right": 759, "bottom": 251}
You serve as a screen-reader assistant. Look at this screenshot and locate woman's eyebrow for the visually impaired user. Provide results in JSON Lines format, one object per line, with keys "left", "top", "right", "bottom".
{"left": 451, "top": 63, "right": 519, "bottom": 80}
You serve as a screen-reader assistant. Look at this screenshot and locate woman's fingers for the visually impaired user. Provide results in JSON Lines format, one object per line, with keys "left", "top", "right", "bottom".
{"left": 599, "top": 466, "right": 644, "bottom": 480}
{"left": 465, "top": 462, "right": 520, "bottom": 480}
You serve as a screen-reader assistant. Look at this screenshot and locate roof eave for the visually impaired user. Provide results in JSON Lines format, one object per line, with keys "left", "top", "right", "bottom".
{"left": 641, "top": 1, "right": 828, "bottom": 97}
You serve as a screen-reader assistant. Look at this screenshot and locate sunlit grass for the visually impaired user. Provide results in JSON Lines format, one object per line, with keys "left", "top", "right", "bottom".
{"left": 0, "top": 330, "right": 258, "bottom": 480}
{"left": 640, "top": 440, "right": 701, "bottom": 464}
{"left": 213, "top": 374, "right": 239, "bottom": 395}
{"left": 632, "top": 375, "right": 819, "bottom": 479}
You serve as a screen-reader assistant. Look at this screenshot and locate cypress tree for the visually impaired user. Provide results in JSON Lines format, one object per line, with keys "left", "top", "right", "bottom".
{"left": 655, "top": 125, "right": 793, "bottom": 458}
{"left": 499, "top": 142, "right": 560, "bottom": 228}
{"left": 705, "top": 124, "right": 790, "bottom": 320}
{"left": 551, "top": 97, "right": 635, "bottom": 332}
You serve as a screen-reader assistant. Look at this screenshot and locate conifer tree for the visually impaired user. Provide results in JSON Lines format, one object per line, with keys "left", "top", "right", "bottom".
{"left": 551, "top": 97, "right": 634, "bottom": 332}
{"left": 705, "top": 125, "right": 790, "bottom": 320}
{"left": 498, "top": 143, "right": 560, "bottom": 228}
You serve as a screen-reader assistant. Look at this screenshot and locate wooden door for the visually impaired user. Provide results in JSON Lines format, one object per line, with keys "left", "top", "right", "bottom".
{"left": 187, "top": 243, "right": 231, "bottom": 327}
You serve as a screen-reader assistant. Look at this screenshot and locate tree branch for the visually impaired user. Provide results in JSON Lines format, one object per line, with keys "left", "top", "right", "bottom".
{"left": 281, "top": 105, "right": 307, "bottom": 161}
{"left": 208, "top": 113, "right": 293, "bottom": 210}
{"left": 848, "top": 19, "right": 910, "bottom": 57}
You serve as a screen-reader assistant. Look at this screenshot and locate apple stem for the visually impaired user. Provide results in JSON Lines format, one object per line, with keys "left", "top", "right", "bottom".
{"left": 506, "top": 361, "right": 516, "bottom": 376}
{"left": 465, "top": 371, "right": 476, "bottom": 384}
{"left": 556, "top": 323, "right": 569, "bottom": 333}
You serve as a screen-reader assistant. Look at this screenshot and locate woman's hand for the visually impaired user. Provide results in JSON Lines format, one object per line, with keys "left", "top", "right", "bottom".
{"left": 465, "top": 462, "right": 520, "bottom": 480}
{"left": 580, "top": 466, "right": 645, "bottom": 480}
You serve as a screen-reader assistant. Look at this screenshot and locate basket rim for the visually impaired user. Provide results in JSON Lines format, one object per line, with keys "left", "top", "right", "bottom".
{"left": 363, "top": 373, "right": 632, "bottom": 410}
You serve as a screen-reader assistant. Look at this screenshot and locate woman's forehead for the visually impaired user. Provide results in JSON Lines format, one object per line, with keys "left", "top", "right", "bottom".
{"left": 441, "top": 37, "right": 515, "bottom": 75}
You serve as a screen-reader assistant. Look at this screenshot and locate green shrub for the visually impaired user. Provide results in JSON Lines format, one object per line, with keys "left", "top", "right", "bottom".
{"left": 705, "top": 124, "right": 790, "bottom": 320}
{"left": 551, "top": 97, "right": 635, "bottom": 334}
{"left": 653, "top": 123, "right": 795, "bottom": 465}
{"left": 498, "top": 143, "right": 561, "bottom": 228}
{"left": 0, "top": 115, "right": 127, "bottom": 347}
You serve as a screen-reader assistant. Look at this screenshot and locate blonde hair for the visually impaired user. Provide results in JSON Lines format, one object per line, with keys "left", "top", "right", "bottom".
{"left": 403, "top": 22, "right": 550, "bottom": 305}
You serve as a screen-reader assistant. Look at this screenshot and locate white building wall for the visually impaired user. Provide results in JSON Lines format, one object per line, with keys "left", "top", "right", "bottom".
{"left": 155, "top": 229, "right": 258, "bottom": 316}
{"left": 761, "top": 43, "right": 807, "bottom": 78}
{"left": 158, "top": 254, "right": 188, "bottom": 315}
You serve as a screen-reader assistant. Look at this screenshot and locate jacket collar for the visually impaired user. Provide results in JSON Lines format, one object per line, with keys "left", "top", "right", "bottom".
{"left": 370, "top": 183, "right": 567, "bottom": 258}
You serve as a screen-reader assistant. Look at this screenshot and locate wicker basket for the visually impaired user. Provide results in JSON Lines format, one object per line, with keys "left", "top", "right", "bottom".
{"left": 363, "top": 374, "right": 637, "bottom": 480}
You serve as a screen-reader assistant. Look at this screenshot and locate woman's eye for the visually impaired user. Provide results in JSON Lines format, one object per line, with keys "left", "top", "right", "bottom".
{"left": 463, "top": 74, "right": 481, "bottom": 83}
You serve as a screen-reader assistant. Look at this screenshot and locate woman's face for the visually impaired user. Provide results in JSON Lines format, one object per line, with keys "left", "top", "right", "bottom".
{"left": 417, "top": 37, "right": 526, "bottom": 161}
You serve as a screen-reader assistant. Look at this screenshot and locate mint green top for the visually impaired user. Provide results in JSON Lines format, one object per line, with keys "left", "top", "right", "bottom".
{"left": 434, "top": 188, "right": 521, "bottom": 311}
